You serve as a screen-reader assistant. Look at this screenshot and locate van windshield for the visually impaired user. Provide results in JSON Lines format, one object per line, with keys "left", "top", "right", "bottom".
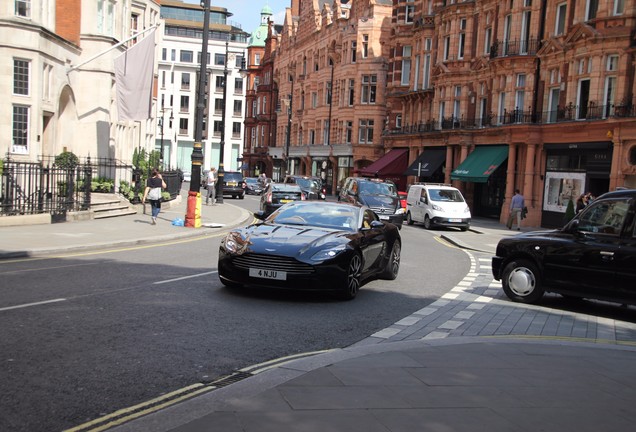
{"left": 359, "top": 182, "right": 397, "bottom": 197}
{"left": 429, "top": 189, "right": 465, "bottom": 202}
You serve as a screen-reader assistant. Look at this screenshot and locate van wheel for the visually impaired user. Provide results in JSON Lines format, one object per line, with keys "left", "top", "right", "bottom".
{"left": 424, "top": 215, "right": 432, "bottom": 230}
{"left": 406, "top": 212, "right": 414, "bottom": 225}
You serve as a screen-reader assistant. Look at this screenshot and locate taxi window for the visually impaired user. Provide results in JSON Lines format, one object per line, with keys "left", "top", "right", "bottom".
{"left": 578, "top": 199, "right": 630, "bottom": 235}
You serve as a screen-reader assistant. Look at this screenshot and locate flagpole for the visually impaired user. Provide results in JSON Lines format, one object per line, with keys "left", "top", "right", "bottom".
{"left": 67, "top": 24, "right": 160, "bottom": 73}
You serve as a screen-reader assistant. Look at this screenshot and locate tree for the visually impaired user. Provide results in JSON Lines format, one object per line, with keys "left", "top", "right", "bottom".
{"left": 563, "top": 199, "right": 575, "bottom": 225}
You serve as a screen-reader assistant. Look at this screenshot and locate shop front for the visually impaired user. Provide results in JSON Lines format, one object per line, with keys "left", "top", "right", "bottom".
{"left": 541, "top": 142, "right": 612, "bottom": 228}
{"left": 450, "top": 145, "right": 508, "bottom": 219}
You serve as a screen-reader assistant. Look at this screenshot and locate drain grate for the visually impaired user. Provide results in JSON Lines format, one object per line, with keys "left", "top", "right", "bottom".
{"left": 209, "top": 370, "right": 254, "bottom": 388}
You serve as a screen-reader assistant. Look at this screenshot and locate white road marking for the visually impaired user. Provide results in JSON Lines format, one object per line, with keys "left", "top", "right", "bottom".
{"left": 0, "top": 298, "right": 66, "bottom": 312}
{"left": 153, "top": 271, "right": 218, "bottom": 285}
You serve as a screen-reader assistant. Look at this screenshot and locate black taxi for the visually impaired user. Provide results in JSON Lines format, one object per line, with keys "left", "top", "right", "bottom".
{"left": 492, "top": 189, "right": 636, "bottom": 306}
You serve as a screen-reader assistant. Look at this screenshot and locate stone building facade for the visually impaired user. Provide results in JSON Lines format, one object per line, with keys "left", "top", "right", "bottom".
{"left": 270, "top": 0, "right": 394, "bottom": 194}
{"left": 1, "top": 0, "right": 160, "bottom": 164}
{"left": 384, "top": 0, "right": 636, "bottom": 227}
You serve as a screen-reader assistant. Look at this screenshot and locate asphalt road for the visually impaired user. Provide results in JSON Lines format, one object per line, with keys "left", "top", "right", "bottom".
{"left": 0, "top": 196, "right": 469, "bottom": 432}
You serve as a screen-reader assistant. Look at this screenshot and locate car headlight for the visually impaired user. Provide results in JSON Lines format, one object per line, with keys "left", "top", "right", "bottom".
{"left": 464, "top": 206, "right": 471, "bottom": 214}
{"left": 395, "top": 207, "right": 405, "bottom": 215}
{"left": 432, "top": 204, "right": 443, "bottom": 211}
{"left": 222, "top": 232, "right": 247, "bottom": 255}
{"left": 310, "top": 245, "right": 346, "bottom": 261}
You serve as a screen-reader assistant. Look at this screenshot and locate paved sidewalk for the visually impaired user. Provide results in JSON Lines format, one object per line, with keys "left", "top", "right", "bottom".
{"left": 3, "top": 203, "right": 635, "bottom": 432}
{"left": 0, "top": 192, "right": 253, "bottom": 259}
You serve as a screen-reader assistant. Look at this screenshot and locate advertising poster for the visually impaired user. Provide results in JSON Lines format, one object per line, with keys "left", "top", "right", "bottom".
{"left": 543, "top": 172, "right": 586, "bottom": 212}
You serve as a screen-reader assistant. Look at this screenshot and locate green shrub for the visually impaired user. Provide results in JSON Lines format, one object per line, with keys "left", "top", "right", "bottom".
{"left": 563, "top": 199, "right": 575, "bottom": 225}
{"left": 55, "top": 151, "right": 79, "bottom": 169}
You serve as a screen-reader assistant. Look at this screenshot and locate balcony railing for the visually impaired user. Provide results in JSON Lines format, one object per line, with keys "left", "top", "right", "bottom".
{"left": 489, "top": 38, "right": 540, "bottom": 58}
{"left": 383, "top": 102, "right": 636, "bottom": 136}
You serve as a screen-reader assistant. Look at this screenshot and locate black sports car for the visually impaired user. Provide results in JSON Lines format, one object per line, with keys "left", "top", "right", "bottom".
{"left": 218, "top": 201, "right": 401, "bottom": 300}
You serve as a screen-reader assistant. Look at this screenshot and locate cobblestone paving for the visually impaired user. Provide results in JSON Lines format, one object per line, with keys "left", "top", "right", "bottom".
{"left": 355, "top": 249, "right": 636, "bottom": 347}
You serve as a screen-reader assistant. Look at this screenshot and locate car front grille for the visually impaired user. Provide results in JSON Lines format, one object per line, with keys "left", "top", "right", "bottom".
{"left": 369, "top": 206, "right": 397, "bottom": 215}
{"left": 232, "top": 254, "right": 315, "bottom": 275}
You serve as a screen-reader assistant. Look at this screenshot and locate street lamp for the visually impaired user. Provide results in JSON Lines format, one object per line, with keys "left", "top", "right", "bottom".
{"left": 282, "top": 75, "right": 294, "bottom": 179}
{"left": 158, "top": 109, "right": 173, "bottom": 169}
{"left": 215, "top": 35, "right": 248, "bottom": 204}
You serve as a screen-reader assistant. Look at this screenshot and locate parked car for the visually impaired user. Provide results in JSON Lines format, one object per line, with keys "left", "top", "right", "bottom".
{"left": 284, "top": 175, "right": 326, "bottom": 200}
{"left": 244, "top": 177, "right": 264, "bottom": 195}
{"left": 221, "top": 171, "right": 246, "bottom": 199}
{"left": 338, "top": 177, "right": 404, "bottom": 228}
{"left": 259, "top": 182, "right": 305, "bottom": 217}
{"left": 405, "top": 183, "right": 471, "bottom": 231}
{"left": 218, "top": 201, "right": 401, "bottom": 300}
{"left": 492, "top": 189, "right": 636, "bottom": 306}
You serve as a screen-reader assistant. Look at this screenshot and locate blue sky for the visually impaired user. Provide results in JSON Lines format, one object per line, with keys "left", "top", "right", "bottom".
{"left": 186, "top": 1, "right": 289, "bottom": 34}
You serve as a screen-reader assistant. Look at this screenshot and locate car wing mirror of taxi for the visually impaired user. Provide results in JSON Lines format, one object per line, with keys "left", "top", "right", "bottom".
{"left": 362, "top": 220, "right": 384, "bottom": 231}
{"left": 254, "top": 210, "right": 267, "bottom": 221}
{"left": 564, "top": 218, "right": 581, "bottom": 233}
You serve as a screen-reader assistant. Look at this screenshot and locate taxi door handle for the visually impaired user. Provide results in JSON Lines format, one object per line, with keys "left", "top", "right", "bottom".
{"left": 600, "top": 251, "right": 614, "bottom": 261}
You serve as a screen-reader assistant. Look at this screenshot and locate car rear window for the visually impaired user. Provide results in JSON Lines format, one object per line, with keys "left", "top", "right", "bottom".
{"left": 224, "top": 173, "right": 243, "bottom": 181}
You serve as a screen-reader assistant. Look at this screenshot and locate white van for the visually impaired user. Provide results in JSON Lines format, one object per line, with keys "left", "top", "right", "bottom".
{"left": 406, "top": 183, "right": 471, "bottom": 231}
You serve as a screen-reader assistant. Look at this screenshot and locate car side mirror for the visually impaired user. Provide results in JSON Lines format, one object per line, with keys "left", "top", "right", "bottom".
{"left": 564, "top": 218, "right": 581, "bottom": 234}
{"left": 361, "top": 220, "right": 384, "bottom": 231}
{"left": 254, "top": 210, "right": 266, "bottom": 220}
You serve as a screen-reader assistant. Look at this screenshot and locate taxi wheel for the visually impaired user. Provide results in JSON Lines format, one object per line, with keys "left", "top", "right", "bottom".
{"left": 501, "top": 259, "right": 544, "bottom": 304}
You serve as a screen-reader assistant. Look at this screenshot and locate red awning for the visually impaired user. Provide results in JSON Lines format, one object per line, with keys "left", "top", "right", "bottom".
{"left": 357, "top": 149, "right": 409, "bottom": 177}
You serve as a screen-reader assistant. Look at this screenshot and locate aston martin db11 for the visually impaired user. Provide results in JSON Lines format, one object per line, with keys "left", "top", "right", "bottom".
{"left": 218, "top": 201, "right": 401, "bottom": 300}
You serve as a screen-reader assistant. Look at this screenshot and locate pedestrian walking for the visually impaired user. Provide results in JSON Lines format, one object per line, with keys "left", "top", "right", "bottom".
{"left": 507, "top": 189, "right": 525, "bottom": 230}
{"left": 257, "top": 172, "right": 267, "bottom": 188}
{"left": 575, "top": 194, "right": 588, "bottom": 213}
{"left": 206, "top": 167, "right": 217, "bottom": 205}
{"left": 142, "top": 168, "right": 167, "bottom": 225}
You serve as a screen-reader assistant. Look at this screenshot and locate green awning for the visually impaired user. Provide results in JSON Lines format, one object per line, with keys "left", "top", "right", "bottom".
{"left": 450, "top": 145, "right": 508, "bottom": 183}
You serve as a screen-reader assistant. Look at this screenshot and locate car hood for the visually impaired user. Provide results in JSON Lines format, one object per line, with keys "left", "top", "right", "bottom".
{"left": 358, "top": 194, "right": 398, "bottom": 208}
{"left": 232, "top": 223, "right": 350, "bottom": 257}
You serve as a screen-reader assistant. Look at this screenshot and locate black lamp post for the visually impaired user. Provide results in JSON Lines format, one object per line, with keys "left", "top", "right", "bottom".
{"left": 283, "top": 75, "right": 294, "bottom": 179}
{"left": 185, "top": 0, "right": 211, "bottom": 226}
{"left": 158, "top": 115, "right": 164, "bottom": 168}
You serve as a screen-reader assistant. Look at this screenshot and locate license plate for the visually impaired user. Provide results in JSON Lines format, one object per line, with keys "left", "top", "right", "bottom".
{"left": 228, "top": 182, "right": 237, "bottom": 186}
{"left": 249, "top": 268, "right": 287, "bottom": 280}
{"left": 280, "top": 199, "right": 292, "bottom": 203}
{"left": 379, "top": 215, "right": 390, "bottom": 220}
{"left": 449, "top": 218, "right": 461, "bottom": 223}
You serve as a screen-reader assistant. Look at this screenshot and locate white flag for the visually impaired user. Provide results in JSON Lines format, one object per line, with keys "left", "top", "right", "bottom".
{"left": 114, "top": 29, "right": 156, "bottom": 121}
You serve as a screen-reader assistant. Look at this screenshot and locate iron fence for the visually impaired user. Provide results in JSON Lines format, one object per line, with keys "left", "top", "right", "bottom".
{"left": 1, "top": 156, "right": 183, "bottom": 221}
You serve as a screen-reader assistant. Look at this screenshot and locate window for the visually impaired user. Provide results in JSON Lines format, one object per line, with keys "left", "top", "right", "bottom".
{"left": 312, "top": 92, "right": 317, "bottom": 108}
{"left": 345, "top": 121, "right": 353, "bottom": 144}
{"left": 197, "top": 52, "right": 211, "bottom": 65}
{"left": 578, "top": 199, "right": 630, "bottom": 235}
{"left": 577, "top": 79, "right": 591, "bottom": 119}
{"left": 171, "top": 49, "right": 176, "bottom": 61}
{"left": 233, "top": 100, "right": 242, "bottom": 116}
{"left": 323, "top": 120, "right": 330, "bottom": 145}
{"left": 548, "top": 87, "right": 560, "bottom": 123}
{"left": 234, "top": 77, "right": 243, "bottom": 93}
{"left": 181, "top": 73, "right": 190, "bottom": 90}
{"left": 213, "top": 121, "right": 223, "bottom": 136}
{"left": 162, "top": 48, "right": 167, "bottom": 61}
{"left": 180, "top": 95, "right": 189, "bottom": 113}
{"left": 351, "top": 41, "right": 357, "bottom": 63}
{"left": 12, "top": 105, "right": 29, "bottom": 153}
{"left": 395, "top": 115, "right": 402, "bottom": 129}
{"left": 515, "top": 74, "right": 526, "bottom": 121}
{"left": 348, "top": 79, "right": 355, "bottom": 106}
{"left": 326, "top": 81, "right": 332, "bottom": 105}
{"left": 443, "top": 36, "right": 450, "bottom": 61}
{"left": 613, "top": 0, "right": 625, "bottom": 16}
{"left": 484, "top": 27, "right": 492, "bottom": 55}
{"left": 215, "top": 76, "right": 225, "bottom": 92}
{"left": 13, "top": 59, "right": 30, "bottom": 96}
{"left": 362, "top": 34, "right": 369, "bottom": 58}
{"left": 232, "top": 122, "right": 241, "bottom": 138}
{"left": 607, "top": 55, "right": 619, "bottom": 72}
{"left": 215, "top": 53, "right": 225, "bottom": 66}
{"left": 555, "top": 3, "right": 567, "bottom": 36}
{"left": 497, "top": 92, "right": 506, "bottom": 125}
{"left": 361, "top": 75, "right": 377, "bottom": 104}
{"left": 96, "top": 0, "right": 115, "bottom": 36}
{"left": 458, "top": 19, "right": 466, "bottom": 59}
{"left": 438, "top": 100, "right": 445, "bottom": 128}
{"left": 604, "top": 76, "right": 617, "bottom": 118}
{"left": 423, "top": 53, "right": 431, "bottom": 89}
{"left": 585, "top": 0, "right": 598, "bottom": 21}
{"left": 309, "top": 129, "right": 315, "bottom": 145}
{"left": 401, "top": 46, "right": 411, "bottom": 86}
{"left": 358, "top": 119, "right": 374, "bottom": 144}
{"left": 214, "top": 98, "right": 224, "bottom": 114}
{"left": 180, "top": 50, "right": 193, "bottom": 63}
{"left": 15, "top": 0, "right": 30, "bottom": 17}
{"left": 254, "top": 53, "right": 261, "bottom": 65}
{"left": 520, "top": 11, "right": 531, "bottom": 54}
{"left": 503, "top": 15, "right": 512, "bottom": 55}
{"left": 406, "top": 0, "right": 415, "bottom": 23}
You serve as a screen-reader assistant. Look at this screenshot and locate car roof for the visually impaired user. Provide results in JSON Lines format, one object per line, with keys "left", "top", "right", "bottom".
{"left": 353, "top": 177, "right": 395, "bottom": 184}
{"left": 596, "top": 189, "right": 636, "bottom": 199}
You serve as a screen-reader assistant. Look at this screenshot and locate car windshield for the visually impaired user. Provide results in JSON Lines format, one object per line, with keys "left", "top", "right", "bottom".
{"left": 245, "top": 178, "right": 257, "bottom": 184}
{"left": 269, "top": 204, "right": 359, "bottom": 231}
{"left": 429, "top": 189, "right": 465, "bottom": 202}
{"left": 225, "top": 173, "right": 242, "bottom": 181}
{"left": 359, "top": 181, "right": 397, "bottom": 197}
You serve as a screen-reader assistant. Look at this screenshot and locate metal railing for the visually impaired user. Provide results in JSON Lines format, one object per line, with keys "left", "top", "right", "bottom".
{"left": 383, "top": 102, "right": 636, "bottom": 136}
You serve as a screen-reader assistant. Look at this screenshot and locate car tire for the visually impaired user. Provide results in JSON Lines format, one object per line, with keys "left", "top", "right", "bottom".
{"left": 501, "top": 259, "right": 544, "bottom": 304}
{"left": 380, "top": 240, "right": 401, "bottom": 280}
{"left": 424, "top": 214, "right": 432, "bottom": 230}
{"left": 460, "top": 225, "right": 469, "bottom": 232}
{"left": 406, "top": 212, "right": 414, "bottom": 225}
{"left": 341, "top": 252, "right": 362, "bottom": 300}
{"left": 239, "top": 193, "right": 245, "bottom": 200}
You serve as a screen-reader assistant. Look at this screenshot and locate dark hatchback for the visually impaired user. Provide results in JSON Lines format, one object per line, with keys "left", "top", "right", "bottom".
{"left": 492, "top": 189, "right": 636, "bottom": 306}
{"left": 244, "top": 177, "right": 263, "bottom": 195}
{"left": 218, "top": 201, "right": 401, "bottom": 300}
{"left": 339, "top": 177, "right": 404, "bottom": 228}
{"left": 259, "top": 182, "right": 305, "bottom": 217}
{"left": 221, "top": 172, "right": 246, "bottom": 199}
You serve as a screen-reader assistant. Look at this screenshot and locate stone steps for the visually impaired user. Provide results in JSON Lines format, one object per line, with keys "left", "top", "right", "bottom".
{"left": 91, "top": 193, "right": 138, "bottom": 219}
